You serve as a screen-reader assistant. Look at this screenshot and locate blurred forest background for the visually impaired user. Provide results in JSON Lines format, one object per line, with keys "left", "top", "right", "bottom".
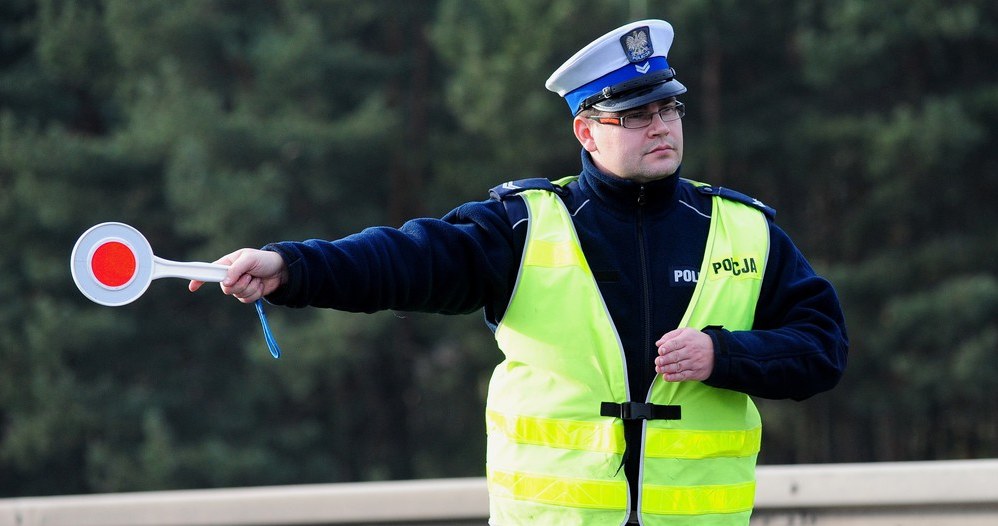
{"left": 2, "top": 0, "right": 997, "bottom": 497}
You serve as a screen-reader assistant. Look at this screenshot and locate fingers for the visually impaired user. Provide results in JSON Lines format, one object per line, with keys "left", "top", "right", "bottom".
{"left": 188, "top": 249, "right": 285, "bottom": 303}
{"left": 222, "top": 249, "right": 257, "bottom": 287}
{"left": 654, "top": 327, "right": 686, "bottom": 350}
{"left": 222, "top": 271, "right": 266, "bottom": 303}
{"left": 188, "top": 251, "right": 238, "bottom": 294}
{"left": 654, "top": 328, "right": 715, "bottom": 382}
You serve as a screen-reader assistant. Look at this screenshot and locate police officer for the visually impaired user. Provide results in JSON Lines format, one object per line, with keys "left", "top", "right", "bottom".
{"left": 191, "top": 19, "right": 847, "bottom": 526}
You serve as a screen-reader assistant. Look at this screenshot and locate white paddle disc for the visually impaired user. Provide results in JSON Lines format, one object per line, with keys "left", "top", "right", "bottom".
{"left": 71, "top": 222, "right": 229, "bottom": 306}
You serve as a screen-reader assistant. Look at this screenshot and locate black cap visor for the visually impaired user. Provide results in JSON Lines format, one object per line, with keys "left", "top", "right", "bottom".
{"left": 592, "top": 78, "right": 687, "bottom": 113}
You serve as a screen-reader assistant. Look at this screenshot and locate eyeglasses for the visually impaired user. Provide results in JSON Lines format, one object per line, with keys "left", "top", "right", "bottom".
{"left": 588, "top": 102, "right": 685, "bottom": 129}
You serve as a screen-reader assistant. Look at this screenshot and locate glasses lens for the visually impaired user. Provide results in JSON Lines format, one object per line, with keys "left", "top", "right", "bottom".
{"left": 660, "top": 103, "right": 685, "bottom": 122}
{"left": 622, "top": 113, "right": 652, "bottom": 129}
{"left": 619, "top": 103, "right": 685, "bottom": 128}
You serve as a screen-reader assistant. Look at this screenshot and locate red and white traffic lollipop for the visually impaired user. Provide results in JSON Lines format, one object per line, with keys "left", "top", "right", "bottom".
{"left": 70, "top": 222, "right": 283, "bottom": 358}
{"left": 71, "top": 222, "right": 229, "bottom": 306}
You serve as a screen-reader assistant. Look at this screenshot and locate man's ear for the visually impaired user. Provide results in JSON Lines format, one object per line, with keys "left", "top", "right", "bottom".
{"left": 573, "top": 116, "right": 598, "bottom": 153}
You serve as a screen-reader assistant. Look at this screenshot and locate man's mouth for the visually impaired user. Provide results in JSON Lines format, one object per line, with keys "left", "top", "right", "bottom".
{"left": 647, "top": 143, "right": 673, "bottom": 154}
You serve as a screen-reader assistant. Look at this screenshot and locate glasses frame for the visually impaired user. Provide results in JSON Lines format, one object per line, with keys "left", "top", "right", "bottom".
{"left": 588, "top": 101, "right": 685, "bottom": 129}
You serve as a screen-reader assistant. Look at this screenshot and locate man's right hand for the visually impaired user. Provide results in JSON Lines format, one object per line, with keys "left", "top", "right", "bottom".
{"left": 189, "top": 248, "right": 288, "bottom": 303}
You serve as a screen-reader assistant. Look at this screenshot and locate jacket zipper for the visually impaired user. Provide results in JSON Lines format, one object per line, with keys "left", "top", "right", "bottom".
{"left": 636, "top": 184, "right": 653, "bottom": 390}
{"left": 634, "top": 184, "right": 652, "bottom": 517}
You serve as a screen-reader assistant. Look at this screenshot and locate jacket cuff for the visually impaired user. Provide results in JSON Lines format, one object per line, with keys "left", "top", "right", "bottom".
{"left": 703, "top": 326, "right": 732, "bottom": 387}
{"left": 261, "top": 244, "right": 305, "bottom": 307}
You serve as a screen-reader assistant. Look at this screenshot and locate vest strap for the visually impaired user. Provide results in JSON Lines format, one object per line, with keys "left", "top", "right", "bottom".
{"left": 601, "top": 401, "right": 681, "bottom": 421}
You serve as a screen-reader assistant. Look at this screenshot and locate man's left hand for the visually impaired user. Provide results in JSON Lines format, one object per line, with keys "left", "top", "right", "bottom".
{"left": 655, "top": 328, "right": 715, "bottom": 382}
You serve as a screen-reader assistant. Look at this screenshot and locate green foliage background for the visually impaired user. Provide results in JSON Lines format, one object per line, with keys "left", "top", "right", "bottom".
{"left": 1, "top": 0, "right": 996, "bottom": 496}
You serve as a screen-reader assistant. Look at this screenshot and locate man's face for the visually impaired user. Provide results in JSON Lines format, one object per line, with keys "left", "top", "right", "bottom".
{"left": 574, "top": 99, "right": 684, "bottom": 183}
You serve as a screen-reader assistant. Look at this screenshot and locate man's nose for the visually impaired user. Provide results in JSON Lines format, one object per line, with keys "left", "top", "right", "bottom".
{"left": 648, "top": 113, "right": 671, "bottom": 135}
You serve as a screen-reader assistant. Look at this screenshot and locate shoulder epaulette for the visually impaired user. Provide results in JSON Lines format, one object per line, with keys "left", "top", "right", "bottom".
{"left": 692, "top": 182, "right": 777, "bottom": 220}
{"left": 489, "top": 178, "right": 559, "bottom": 201}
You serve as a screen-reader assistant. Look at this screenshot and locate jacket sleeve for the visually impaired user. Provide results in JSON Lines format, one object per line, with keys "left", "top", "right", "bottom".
{"left": 703, "top": 222, "right": 849, "bottom": 400}
{"left": 261, "top": 199, "right": 519, "bottom": 316}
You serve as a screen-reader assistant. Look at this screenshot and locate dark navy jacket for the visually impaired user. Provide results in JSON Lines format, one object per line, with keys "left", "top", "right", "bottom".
{"left": 265, "top": 151, "right": 848, "bottom": 404}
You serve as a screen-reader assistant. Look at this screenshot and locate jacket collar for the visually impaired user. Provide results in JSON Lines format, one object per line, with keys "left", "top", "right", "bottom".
{"left": 578, "top": 150, "right": 680, "bottom": 212}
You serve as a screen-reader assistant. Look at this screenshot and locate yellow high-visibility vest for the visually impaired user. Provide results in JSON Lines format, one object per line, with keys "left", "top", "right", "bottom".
{"left": 487, "top": 179, "right": 769, "bottom": 525}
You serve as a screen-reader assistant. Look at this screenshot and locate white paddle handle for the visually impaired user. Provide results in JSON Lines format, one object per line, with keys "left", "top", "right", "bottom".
{"left": 151, "top": 256, "right": 229, "bottom": 282}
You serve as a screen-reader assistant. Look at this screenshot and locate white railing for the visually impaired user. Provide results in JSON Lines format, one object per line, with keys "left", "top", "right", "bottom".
{"left": 3, "top": 459, "right": 998, "bottom": 525}
{"left": 752, "top": 459, "right": 998, "bottom": 525}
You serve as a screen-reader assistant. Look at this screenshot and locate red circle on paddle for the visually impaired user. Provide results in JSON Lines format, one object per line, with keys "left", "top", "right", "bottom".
{"left": 90, "top": 241, "right": 137, "bottom": 288}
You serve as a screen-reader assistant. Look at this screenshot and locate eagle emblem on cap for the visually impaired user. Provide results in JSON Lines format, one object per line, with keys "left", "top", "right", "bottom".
{"left": 620, "top": 27, "right": 653, "bottom": 63}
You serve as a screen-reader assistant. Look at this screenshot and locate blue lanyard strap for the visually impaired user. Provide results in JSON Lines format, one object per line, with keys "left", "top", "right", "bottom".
{"left": 254, "top": 299, "right": 282, "bottom": 359}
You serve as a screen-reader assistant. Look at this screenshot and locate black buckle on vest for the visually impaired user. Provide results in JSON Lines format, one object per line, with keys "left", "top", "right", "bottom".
{"left": 601, "top": 401, "right": 681, "bottom": 421}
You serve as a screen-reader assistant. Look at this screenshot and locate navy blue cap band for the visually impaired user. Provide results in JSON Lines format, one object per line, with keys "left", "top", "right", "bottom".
{"left": 564, "top": 56, "right": 670, "bottom": 113}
